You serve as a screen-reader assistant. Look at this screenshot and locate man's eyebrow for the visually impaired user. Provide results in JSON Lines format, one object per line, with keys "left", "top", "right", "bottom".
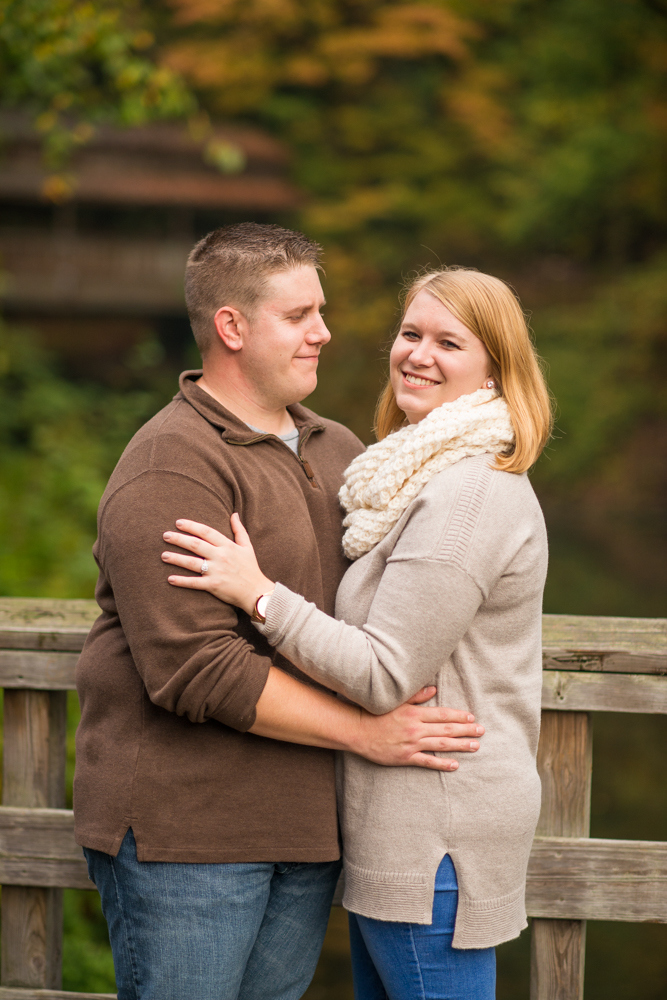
{"left": 283, "top": 299, "right": 326, "bottom": 313}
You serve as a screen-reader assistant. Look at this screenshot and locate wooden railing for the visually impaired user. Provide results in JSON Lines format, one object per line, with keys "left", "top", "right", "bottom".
{"left": 0, "top": 598, "right": 665, "bottom": 1000}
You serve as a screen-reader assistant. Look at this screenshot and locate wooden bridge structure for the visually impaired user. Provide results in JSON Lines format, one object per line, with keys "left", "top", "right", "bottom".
{"left": 0, "top": 598, "right": 665, "bottom": 1000}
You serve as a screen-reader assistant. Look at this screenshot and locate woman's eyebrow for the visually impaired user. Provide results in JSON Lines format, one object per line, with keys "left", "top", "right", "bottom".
{"left": 400, "top": 322, "right": 466, "bottom": 340}
{"left": 442, "top": 335, "right": 468, "bottom": 346}
{"left": 428, "top": 327, "right": 467, "bottom": 341}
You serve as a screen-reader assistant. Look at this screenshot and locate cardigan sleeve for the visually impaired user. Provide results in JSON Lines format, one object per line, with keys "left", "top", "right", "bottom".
{"left": 256, "top": 470, "right": 488, "bottom": 721}
{"left": 258, "top": 561, "right": 482, "bottom": 714}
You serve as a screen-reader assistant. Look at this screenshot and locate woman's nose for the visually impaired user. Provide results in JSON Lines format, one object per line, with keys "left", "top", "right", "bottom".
{"left": 408, "top": 342, "right": 434, "bottom": 366}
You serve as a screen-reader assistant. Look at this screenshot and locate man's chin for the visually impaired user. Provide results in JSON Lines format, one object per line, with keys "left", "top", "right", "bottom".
{"left": 276, "top": 376, "right": 318, "bottom": 408}
{"left": 294, "top": 375, "right": 319, "bottom": 402}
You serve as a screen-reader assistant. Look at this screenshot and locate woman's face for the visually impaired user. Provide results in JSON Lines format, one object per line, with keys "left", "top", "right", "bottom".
{"left": 390, "top": 290, "right": 493, "bottom": 424}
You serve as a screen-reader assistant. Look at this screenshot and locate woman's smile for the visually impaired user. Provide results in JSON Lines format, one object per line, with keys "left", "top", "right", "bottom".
{"left": 401, "top": 370, "right": 442, "bottom": 388}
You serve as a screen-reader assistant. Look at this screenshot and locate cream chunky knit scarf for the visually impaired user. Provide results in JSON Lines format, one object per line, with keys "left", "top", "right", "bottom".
{"left": 340, "top": 388, "right": 514, "bottom": 560}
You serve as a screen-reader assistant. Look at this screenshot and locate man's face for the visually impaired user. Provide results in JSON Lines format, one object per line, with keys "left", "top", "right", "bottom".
{"left": 240, "top": 266, "right": 331, "bottom": 408}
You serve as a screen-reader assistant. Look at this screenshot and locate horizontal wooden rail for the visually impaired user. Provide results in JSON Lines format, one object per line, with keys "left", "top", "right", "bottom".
{"left": 5, "top": 652, "right": 667, "bottom": 710}
{"left": 0, "top": 859, "right": 91, "bottom": 892}
{"left": 2, "top": 807, "right": 666, "bottom": 923}
{"left": 2, "top": 601, "right": 667, "bottom": 659}
{"left": 0, "top": 808, "right": 92, "bottom": 892}
{"left": 0, "top": 652, "right": 79, "bottom": 690}
{"left": 0, "top": 808, "right": 81, "bottom": 858}
{"left": 2, "top": 601, "right": 666, "bottom": 697}
{"left": 0, "top": 599, "right": 99, "bottom": 650}
{"left": 526, "top": 836, "right": 667, "bottom": 922}
{"left": 541, "top": 670, "right": 667, "bottom": 713}
{"left": 0, "top": 990, "right": 116, "bottom": 999}
{"left": 541, "top": 614, "right": 667, "bottom": 674}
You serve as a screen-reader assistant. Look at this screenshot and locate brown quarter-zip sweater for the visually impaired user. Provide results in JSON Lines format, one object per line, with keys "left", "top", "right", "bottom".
{"left": 73, "top": 371, "right": 364, "bottom": 862}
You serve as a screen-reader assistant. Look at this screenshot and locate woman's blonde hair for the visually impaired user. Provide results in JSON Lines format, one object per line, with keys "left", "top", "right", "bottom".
{"left": 374, "top": 267, "right": 553, "bottom": 474}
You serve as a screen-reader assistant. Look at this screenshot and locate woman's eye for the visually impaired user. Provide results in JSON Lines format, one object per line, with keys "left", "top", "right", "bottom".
{"left": 402, "top": 331, "right": 419, "bottom": 340}
{"left": 441, "top": 340, "right": 459, "bottom": 349}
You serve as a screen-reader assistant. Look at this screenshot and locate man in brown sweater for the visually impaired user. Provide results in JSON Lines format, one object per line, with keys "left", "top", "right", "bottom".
{"left": 74, "top": 224, "right": 481, "bottom": 1000}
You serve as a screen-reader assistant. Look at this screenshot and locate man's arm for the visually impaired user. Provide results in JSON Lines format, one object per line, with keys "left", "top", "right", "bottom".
{"left": 251, "top": 667, "right": 482, "bottom": 772}
{"left": 101, "top": 474, "right": 480, "bottom": 766}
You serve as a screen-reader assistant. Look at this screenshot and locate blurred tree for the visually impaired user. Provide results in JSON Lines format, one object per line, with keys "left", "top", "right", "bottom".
{"left": 1, "top": 0, "right": 664, "bottom": 601}
{"left": 533, "top": 256, "right": 667, "bottom": 615}
{"left": 161, "top": 0, "right": 667, "bottom": 261}
{"left": 0, "top": 0, "right": 194, "bottom": 198}
{"left": 160, "top": 0, "right": 667, "bottom": 613}
{"left": 0, "top": 320, "right": 169, "bottom": 595}
{"left": 0, "top": 0, "right": 196, "bottom": 587}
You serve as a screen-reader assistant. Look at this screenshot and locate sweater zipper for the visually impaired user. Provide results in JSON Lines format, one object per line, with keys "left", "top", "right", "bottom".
{"left": 225, "top": 426, "right": 322, "bottom": 489}
{"left": 296, "top": 426, "right": 321, "bottom": 489}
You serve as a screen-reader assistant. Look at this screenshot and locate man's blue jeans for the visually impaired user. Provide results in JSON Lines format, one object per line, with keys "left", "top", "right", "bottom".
{"left": 83, "top": 828, "right": 341, "bottom": 1000}
{"left": 348, "top": 857, "right": 496, "bottom": 1000}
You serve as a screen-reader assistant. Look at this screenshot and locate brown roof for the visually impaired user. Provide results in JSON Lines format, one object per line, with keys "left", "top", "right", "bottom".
{"left": 0, "top": 114, "right": 301, "bottom": 210}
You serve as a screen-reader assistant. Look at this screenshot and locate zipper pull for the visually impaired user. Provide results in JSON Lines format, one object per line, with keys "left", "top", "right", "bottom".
{"left": 300, "top": 459, "right": 320, "bottom": 489}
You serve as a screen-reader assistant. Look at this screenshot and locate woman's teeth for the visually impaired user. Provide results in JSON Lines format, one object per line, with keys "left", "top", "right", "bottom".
{"left": 404, "top": 372, "right": 439, "bottom": 387}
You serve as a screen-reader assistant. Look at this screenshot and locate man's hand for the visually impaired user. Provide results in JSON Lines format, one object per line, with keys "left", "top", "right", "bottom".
{"left": 352, "top": 686, "right": 484, "bottom": 772}
{"left": 250, "top": 668, "right": 483, "bottom": 770}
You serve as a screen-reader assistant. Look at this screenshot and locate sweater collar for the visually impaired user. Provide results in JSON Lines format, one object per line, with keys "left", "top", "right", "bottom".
{"left": 176, "top": 370, "right": 325, "bottom": 443}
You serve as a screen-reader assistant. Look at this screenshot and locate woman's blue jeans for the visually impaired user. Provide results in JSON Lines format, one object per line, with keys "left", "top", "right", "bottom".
{"left": 348, "top": 857, "right": 496, "bottom": 1000}
{"left": 83, "top": 828, "right": 341, "bottom": 1000}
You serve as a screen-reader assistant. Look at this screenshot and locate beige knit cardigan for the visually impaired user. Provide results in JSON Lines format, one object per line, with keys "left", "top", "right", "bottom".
{"left": 258, "top": 453, "right": 548, "bottom": 949}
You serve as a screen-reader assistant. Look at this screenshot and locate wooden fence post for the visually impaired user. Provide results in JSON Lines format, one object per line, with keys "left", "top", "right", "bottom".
{"left": 1, "top": 689, "right": 67, "bottom": 989}
{"left": 530, "top": 710, "right": 592, "bottom": 1000}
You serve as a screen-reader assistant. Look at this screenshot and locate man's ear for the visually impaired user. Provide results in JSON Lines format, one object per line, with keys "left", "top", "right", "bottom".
{"left": 213, "top": 305, "right": 248, "bottom": 352}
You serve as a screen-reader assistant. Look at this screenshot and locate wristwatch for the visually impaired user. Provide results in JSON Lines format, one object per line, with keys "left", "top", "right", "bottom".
{"left": 250, "top": 592, "right": 274, "bottom": 624}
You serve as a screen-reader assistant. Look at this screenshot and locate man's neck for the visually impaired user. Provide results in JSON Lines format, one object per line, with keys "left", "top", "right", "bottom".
{"left": 196, "top": 372, "right": 296, "bottom": 437}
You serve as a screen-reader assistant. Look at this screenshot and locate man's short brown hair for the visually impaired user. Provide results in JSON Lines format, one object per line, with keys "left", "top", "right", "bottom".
{"left": 184, "top": 222, "right": 323, "bottom": 355}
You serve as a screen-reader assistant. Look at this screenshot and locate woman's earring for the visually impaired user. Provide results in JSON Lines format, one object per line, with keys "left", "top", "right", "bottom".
{"left": 485, "top": 379, "right": 496, "bottom": 389}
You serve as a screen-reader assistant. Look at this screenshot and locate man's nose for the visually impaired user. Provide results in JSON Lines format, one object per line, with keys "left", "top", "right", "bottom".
{"left": 307, "top": 314, "right": 332, "bottom": 345}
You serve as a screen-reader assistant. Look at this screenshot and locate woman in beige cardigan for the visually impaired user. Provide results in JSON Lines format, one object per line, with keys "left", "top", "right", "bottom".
{"left": 162, "top": 267, "right": 552, "bottom": 1000}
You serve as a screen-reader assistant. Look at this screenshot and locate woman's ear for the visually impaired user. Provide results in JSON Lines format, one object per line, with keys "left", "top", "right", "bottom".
{"left": 213, "top": 305, "right": 247, "bottom": 352}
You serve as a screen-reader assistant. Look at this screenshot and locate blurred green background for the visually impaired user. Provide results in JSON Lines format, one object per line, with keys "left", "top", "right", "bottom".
{"left": 1, "top": 0, "right": 666, "bottom": 996}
